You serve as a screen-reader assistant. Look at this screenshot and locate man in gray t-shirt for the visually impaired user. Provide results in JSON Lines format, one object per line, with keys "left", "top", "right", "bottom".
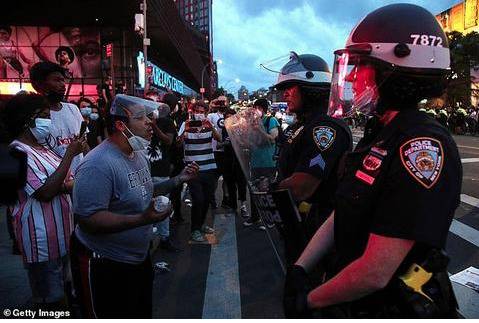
{"left": 70, "top": 95, "right": 170, "bottom": 319}
{"left": 74, "top": 140, "right": 153, "bottom": 263}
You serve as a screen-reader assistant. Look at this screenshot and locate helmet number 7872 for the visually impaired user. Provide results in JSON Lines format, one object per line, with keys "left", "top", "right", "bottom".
{"left": 410, "top": 34, "right": 443, "bottom": 47}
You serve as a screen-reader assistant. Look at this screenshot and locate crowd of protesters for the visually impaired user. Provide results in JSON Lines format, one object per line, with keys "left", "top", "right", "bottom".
{"left": 0, "top": 60, "right": 285, "bottom": 318}
{"left": 345, "top": 105, "right": 479, "bottom": 136}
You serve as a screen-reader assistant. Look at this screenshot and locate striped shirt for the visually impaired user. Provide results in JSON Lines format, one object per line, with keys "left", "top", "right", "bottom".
{"left": 9, "top": 140, "right": 74, "bottom": 264}
{"left": 179, "top": 122, "right": 217, "bottom": 171}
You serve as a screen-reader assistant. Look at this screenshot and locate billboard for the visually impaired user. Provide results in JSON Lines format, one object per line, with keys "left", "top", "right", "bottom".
{"left": 0, "top": 26, "right": 101, "bottom": 82}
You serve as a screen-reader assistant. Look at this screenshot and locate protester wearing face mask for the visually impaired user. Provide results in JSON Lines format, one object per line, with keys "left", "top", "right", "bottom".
{"left": 78, "top": 98, "right": 104, "bottom": 149}
{"left": 243, "top": 98, "right": 280, "bottom": 229}
{"left": 207, "top": 95, "right": 228, "bottom": 209}
{"left": 70, "top": 94, "right": 173, "bottom": 318}
{"left": 146, "top": 101, "right": 195, "bottom": 253}
{"left": 178, "top": 101, "right": 222, "bottom": 242}
{"left": 0, "top": 93, "right": 86, "bottom": 311}
{"left": 30, "top": 62, "right": 89, "bottom": 174}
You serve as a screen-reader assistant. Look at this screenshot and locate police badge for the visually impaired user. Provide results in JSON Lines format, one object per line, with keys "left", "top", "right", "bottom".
{"left": 400, "top": 137, "right": 444, "bottom": 189}
{"left": 313, "top": 126, "right": 336, "bottom": 151}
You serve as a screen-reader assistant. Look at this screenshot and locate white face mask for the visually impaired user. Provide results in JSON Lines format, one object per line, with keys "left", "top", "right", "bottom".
{"left": 194, "top": 113, "right": 205, "bottom": 121}
{"left": 121, "top": 124, "right": 150, "bottom": 152}
{"left": 30, "top": 118, "right": 52, "bottom": 144}
{"left": 283, "top": 115, "right": 296, "bottom": 125}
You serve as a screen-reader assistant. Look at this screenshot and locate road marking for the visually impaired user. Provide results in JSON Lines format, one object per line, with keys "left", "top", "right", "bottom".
{"left": 461, "top": 194, "right": 479, "bottom": 208}
{"left": 461, "top": 158, "right": 479, "bottom": 164}
{"left": 458, "top": 145, "right": 479, "bottom": 151}
{"left": 202, "top": 214, "right": 241, "bottom": 319}
{"left": 450, "top": 219, "right": 479, "bottom": 248}
{"left": 451, "top": 281, "right": 479, "bottom": 319}
{"left": 449, "top": 194, "right": 479, "bottom": 248}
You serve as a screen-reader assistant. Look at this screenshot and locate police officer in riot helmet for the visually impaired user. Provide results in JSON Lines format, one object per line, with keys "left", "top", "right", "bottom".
{"left": 284, "top": 4, "right": 461, "bottom": 318}
{"left": 274, "top": 52, "right": 352, "bottom": 263}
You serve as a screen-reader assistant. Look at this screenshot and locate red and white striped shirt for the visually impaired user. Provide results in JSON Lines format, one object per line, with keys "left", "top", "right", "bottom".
{"left": 9, "top": 140, "right": 74, "bottom": 264}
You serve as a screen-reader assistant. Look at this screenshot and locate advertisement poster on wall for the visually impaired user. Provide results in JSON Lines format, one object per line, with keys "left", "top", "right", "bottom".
{"left": 0, "top": 25, "right": 101, "bottom": 82}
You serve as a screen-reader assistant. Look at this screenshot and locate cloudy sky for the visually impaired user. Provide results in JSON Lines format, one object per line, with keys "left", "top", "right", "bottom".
{"left": 212, "top": 0, "right": 457, "bottom": 96}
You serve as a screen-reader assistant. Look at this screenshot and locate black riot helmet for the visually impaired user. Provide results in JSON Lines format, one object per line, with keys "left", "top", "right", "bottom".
{"left": 271, "top": 52, "right": 332, "bottom": 114}
{"left": 328, "top": 3, "right": 450, "bottom": 118}
{"left": 274, "top": 52, "right": 331, "bottom": 90}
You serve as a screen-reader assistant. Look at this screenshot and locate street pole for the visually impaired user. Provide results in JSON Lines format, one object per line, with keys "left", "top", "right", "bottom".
{"left": 201, "top": 63, "right": 210, "bottom": 101}
{"left": 143, "top": 0, "right": 149, "bottom": 95}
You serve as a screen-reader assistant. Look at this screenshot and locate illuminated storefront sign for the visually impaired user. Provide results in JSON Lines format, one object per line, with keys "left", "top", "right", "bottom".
{"left": 0, "top": 81, "right": 97, "bottom": 97}
{"left": 137, "top": 51, "right": 186, "bottom": 94}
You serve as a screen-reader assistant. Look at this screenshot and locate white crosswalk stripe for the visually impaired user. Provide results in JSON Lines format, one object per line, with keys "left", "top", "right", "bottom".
{"left": 461, "top": 158, "right": 479, "bottom": 163}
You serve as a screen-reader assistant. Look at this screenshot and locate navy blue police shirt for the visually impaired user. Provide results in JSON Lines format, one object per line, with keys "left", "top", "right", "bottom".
{"left": 332, "top": 109, "right": 462, "bottom": 275}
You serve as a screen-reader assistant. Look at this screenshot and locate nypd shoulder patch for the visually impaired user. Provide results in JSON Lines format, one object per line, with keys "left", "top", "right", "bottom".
{"left": 399, "top": 137, "right": 444, "bottom": 189}
{"left": 313, "top": 126, "right": 336, "bottom": 151}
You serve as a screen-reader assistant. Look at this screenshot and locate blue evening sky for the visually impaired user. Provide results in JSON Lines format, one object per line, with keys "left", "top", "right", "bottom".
{"left": 212, "top": 0, "right": 458, "bottom": 96}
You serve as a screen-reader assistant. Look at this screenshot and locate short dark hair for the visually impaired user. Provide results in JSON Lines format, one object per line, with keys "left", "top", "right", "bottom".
{"left": 29, "top": 62, "right": 66, "bottom": 84}
{"left": 0, "top": 93, "right": 49, "bottom": 143}
{"left": 162, "top": 93, "right": 178, "bottom": 110}
{"left": 0, "top": 26, "right": 12, "bottom": 35}
{"left": 77, "top": 97, "right": 93, "bottom": 107}
{"left": 253, "top": 98, "right": 269, "bottom": 112}
{"left": 191, "top": 101, "right": 208, "bottom": 112}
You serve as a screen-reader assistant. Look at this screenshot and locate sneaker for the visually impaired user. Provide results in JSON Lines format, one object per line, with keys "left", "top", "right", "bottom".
{"left": 243, "top": 218, "right": 260, "bottom": 227}
{"left": 266, "top": 222, "right": 275, "bottom": 229}
{"left": 243, "top": 218, "right": 267, "bottom": 230}
{"left": 191, "top": 230, "right": 206, "bottom": 242}
{"left": 154, "top": 261, "right": 171, "bottom": 273}
{"left": 240, "top": 202, "right": 249, "bottom": 218}
{"left": 201, "top": 225, "right": 215, "bottom": 234}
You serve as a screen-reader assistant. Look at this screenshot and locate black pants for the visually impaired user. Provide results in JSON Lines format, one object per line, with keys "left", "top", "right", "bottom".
{"left": 188, "top": 169, "right": 217, "bottom": 232}
{"left": 223, "top": 155, "right": 247, "bottom": 209}
{"left": 170, "top": 161, "right": 184, "bottom": 220}
{"left": 211, "top": 152, "right": 226, "bottom": 206}
{"left": 70, "top": 233, "right": 153, "bottom": 318}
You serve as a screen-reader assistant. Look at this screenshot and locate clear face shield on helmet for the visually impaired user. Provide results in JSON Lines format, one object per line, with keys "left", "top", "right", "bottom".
{"left": 261, "top": 51, "right": 323, "bottom": 90}
{"left": 328, "top": 48, "right": 382, "bottom": 119}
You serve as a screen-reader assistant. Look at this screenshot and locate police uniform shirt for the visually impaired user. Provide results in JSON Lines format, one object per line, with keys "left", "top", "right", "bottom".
{"left": 333, "top": 109, "right": 462, "bottom": 275}
{"left": 278, "top": 112, "right": 352, "bottom": 205}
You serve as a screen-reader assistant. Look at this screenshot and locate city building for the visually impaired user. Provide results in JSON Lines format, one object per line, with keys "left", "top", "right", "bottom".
{"left": 174, "top": 0, "right": 215, "bottom": 98}
{"left": 238, "top": 85, "right": 249, "bottom": 101}
{"left": 174, "top": 0, "right": 213, "bottom": 53}
{"left": 436, "top": 0, "right": 479, "bottom": 34}
{"left": 0, "top": 0, "right": 209, "bottom": 101}
{"left": 253, "top": 88, "right": 268, "bottom": 99}
{"left": 436, "top": 0, "right": 479, "bottom": 107}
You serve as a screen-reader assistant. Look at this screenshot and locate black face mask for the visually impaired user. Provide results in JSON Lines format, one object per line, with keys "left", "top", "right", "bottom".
{"left": 46, "top": 91, "right": 64, "bottom": 103}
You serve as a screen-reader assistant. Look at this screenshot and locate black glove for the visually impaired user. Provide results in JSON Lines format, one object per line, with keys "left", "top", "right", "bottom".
{"left": 283, "top": 265, "right": 312, "bottom": 318}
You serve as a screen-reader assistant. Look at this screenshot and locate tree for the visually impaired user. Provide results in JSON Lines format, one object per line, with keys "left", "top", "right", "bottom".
{"left": 446, "top": 31, "right": 479, "bottom": 108}
{"left": 213, "top": 87, "right": 226, "bottom": 98}
{"left": 226, "top": 93, "right": 235, "bottom": 103}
